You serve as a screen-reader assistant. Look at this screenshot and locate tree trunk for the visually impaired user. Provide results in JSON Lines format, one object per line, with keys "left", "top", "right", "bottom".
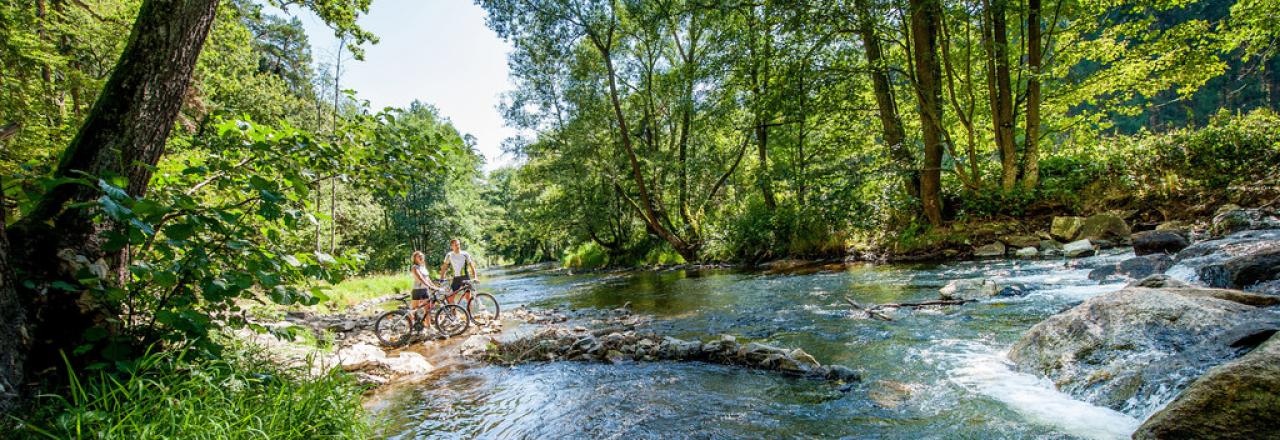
{"left": 747, "top": 8, "right": 777, "bottom": 211}
{"left": 0, "top": 124, "right": 25, "bottom": 413}
{"left": 2, "top": 0, "right": 220, "bottom": 413}
{"left": 1023, "top": 0, "right": 1042, "bottom": 190}
{"left": 983, "top": 0, "right": 1017, "bottom": 191}
{"left": 588, "top": 31, "right": 696, "bottom": 261}
{"left": 910, "top": 0, "right": 945, "bottom": 225}
{"left": 855, "top": 0, "right": 917, "bottom": 199}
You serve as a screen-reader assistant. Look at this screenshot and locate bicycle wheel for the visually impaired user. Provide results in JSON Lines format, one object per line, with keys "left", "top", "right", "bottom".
{"left": 433, "top": 304, "right": 471, "bottom": 337}
{"left": 374, "top": 309, "right": 414, "bottom": 347}
{"left": 467, "top": 292, "right": 501, "bottom": 326}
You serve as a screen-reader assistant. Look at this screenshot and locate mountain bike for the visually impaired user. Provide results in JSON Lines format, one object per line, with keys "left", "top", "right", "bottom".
{"left": 373, "top": 288, "right": 470, "bottom": 347}
{"left": 449, "top": 279, "right": 501, "bottom": 326}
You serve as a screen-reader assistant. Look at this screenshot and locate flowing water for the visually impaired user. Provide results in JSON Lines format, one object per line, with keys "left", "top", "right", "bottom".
{"left": 373, "top": 251, "right": 1150, "bottom": 439}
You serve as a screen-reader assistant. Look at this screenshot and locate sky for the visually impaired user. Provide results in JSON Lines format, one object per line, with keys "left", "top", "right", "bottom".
{"left": 283, "top": 0, "right": 517, "bottom": 171}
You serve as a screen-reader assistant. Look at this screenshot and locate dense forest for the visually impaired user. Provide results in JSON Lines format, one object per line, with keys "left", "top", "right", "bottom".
{"left": 479, "top": 0, "right": 1279, "bottom": 266}
{"left": 1, "top": 0, "right": 1278, "bottom": 437}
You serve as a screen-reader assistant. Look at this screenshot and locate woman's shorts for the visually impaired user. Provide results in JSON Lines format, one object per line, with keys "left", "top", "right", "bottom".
{"left": 411, "top": 288, "right": 431, "bottom": 300}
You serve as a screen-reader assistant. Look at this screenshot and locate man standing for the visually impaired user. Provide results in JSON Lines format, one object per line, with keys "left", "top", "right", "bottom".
{"left": 440, "top": 238, "right": 480, "bottom": 299}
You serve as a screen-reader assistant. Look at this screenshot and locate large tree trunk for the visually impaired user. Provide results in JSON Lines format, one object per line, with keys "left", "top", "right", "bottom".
{"left": 747, "top": 7, "right": 777, "bottom": 211}
{"left": 910, "top": 0, "right": 945, "bottom": 225}
{"left": 0, "top": 124, "right": 26, "bottom": 413}
{"left": 1023, "top": 0, "right": 1042, "bottom": 190}
{"left": 588, "top": 30, "right": 698, "bottom": 261}
{"left": 982, "top": 0, "right": 1017, "bottom": 191}
{"left": 855, "top": 0, "right": 917, "bottom": 199}
{"left": 2, "top": 0, "right": 220, "bottom": 413}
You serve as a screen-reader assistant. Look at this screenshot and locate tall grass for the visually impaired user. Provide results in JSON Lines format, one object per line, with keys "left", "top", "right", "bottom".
{"left": 7, "top": 343, "right": 371, "bottom": 439}
{"left": 310, "top": 273, "right": 411, "bottom": 312}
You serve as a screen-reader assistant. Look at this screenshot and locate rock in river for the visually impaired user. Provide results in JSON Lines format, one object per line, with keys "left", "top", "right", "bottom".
{"left": 973, "top": 242, "right": 1006, "bottom": 258}
{"left": 1087, "top": 254, "right": 1173, "bottom": 281}
{"left": 939, "top": 279, "right": 997, "bottom": 301}
{"left": 1062, "top": 239, "right": 1095, "bottom": 258}
{"left": 1015, "top": 246, "right": 1039, "bottom": 259}
{"left": 1169, "top": 229, "right": 1280, "bottom": 292}
{"left": 1008, "top": 285, "right": 1280, "bottom": 416}
{"left": 1132, "top": 230, "right": 1189, "bottom": 256}
{"left": 1134, "top": 332, "right": 1280, "bottom": 440}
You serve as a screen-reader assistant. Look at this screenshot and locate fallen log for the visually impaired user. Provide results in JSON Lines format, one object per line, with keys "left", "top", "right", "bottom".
{"left": 871, "top": 299, "right": 974, "bottom": 309}
{"left": 843, "top": 296, "right": 894, "bottom": 321}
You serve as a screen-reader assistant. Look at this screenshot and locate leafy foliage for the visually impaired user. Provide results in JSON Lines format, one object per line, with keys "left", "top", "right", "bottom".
{"left": 11, "top": 343, "right": 370, "bottom": 439}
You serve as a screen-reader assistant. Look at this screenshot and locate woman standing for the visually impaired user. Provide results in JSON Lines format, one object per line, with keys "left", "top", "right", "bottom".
{"left": 410, "top": 251, "right": 440, "bottom": 325}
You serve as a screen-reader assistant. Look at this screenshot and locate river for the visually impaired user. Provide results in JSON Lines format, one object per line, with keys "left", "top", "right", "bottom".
{"left": 372, "top": 250, "right": 1150, "bottom": 439}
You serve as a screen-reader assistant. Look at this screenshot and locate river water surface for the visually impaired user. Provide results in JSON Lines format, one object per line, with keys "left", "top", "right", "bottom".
{"left": 374, "top": 251, "right": 1149, "bottom": 439}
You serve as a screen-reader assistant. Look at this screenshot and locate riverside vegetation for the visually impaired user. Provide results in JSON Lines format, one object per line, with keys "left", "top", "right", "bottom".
{"left": 1, "top": 0, "right": 1279, "bottom": 438}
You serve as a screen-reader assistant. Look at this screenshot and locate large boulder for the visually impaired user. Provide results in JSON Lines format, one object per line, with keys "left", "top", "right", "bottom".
{"left": 1170, "top": 229, "right": 1280, "bottom": 288}
{"left": 1088, "top": 254, "right": 1174, "bottom": 281}
{"left": 1197, "top": 242, "right": 1280, "bottom": 294}
{"left": 1051, "top": 216, "right": 1086, "bottom": 241}
{"left": 1212, "top": 207, "right": 1280, "bottom": 238}
{"left": 1134, "top": 333, "right": 1280, "bottom": 440}
{"left": 1077, "top": 214, "right": 1131, "bottom": 243}
{"left": 939, "top": 279, "right": 997, "bottom": 301}
{"left": 1063, "top": 239, "right": 1096, "bottom": 258}
{"left": 1132, "top": 230, "right": 1190, "bottom": 256}
{"left": 973, "top": 242, "right": 1006, "bottom": 258}
{"left": 1008, "top": 286, "right": 1280, "bottom": 416}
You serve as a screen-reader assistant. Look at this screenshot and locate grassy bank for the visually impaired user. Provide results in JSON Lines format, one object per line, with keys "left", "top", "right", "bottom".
{"left": 4, "top": 342, "right": 370, "bottom": 439}
{"left": 313, "top": 273, "right": 411, "bottom": 312}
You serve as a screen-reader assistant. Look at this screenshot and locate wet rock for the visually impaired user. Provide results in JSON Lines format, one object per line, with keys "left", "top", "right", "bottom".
{"left": 658, "top": 336, "right": 701, "bottom": 359}
{"left": 1039, "top": 239, "right": 1064, "bottom": 257}
{"left": 869, "top": 380, "right": 918, "bottom": 409}
{"left": 1062, "top": 239, "right": 1095, "bottom": 258}
{"left": 1135, "top": 333, "right": 1280, "bottom": 440}
{"left": 1015, "top": 247, "right": 1039, "bottom": 259}
{"left": 822, "top": 365, "right": 861, "bottom": 382}
{"left": 1172, "top": 229, "right": 1280, "bottom": 287}
{"left": 1248, "top": 280, "right": 1280, "bottom": 296}
{"left": 973, "top": 242, "right": 1006, "bottom": 258}
{"left": 997, "top": 285, "right": 1028, "bottom": 297}
{"left": 605, "top": 349, "right": 630, "bottom": 364}
{"left": 459, "top": 335, "right": 495, "bottom": 358}
{"left": 1132, "top": 230, "right": 1190, "bottom": 256}
{"left": 1090, "top": 255, "right": 1174, "bottom": 281}
{"left": 1212, "top": 207, "right": 1280, "bottom": 237}
{"left": 939, "top": 279, "right": 997, "bottom": 301}
{"left": 1077, "top": 214, "right": 1131, "bottom": 243}
{"left": 789, "top": 349, "right": 820, "bottom": 368}
{"left": 739, "top": 342, "right": 788, "bottom": 364}
{"left": 381, "top": 352, "right": 433, "bottom": 375}
{"left": 337, "top": 343, "right": 433, "bottom": 376}
{"left": 1127, "top": 274, "right": 1189, "bottom": 288}
{"left": 1008, "top": 286, "right": 1280, "bottom": 416}
{"left": 1051, "top": 216, "right": 1086, "bottom": 241}
{"left": 1002, "top": 235, "right": 1041, "bottom": 248}
{"left": 1197, "top": 241, "right": 1280, "bottom": 294}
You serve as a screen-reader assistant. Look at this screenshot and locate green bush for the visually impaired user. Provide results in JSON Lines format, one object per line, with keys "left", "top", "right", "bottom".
{"left": 1129, "top": 108, "right": 1280, "bottom": 193}
{"left": 7, "top": 344, "right": 371, "bottom": 440}
{"left": 562, "top": 242, "right": 610, "bottom": 269}
{"left": 724, "top": 201, "right": 843, "bottom": 261}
